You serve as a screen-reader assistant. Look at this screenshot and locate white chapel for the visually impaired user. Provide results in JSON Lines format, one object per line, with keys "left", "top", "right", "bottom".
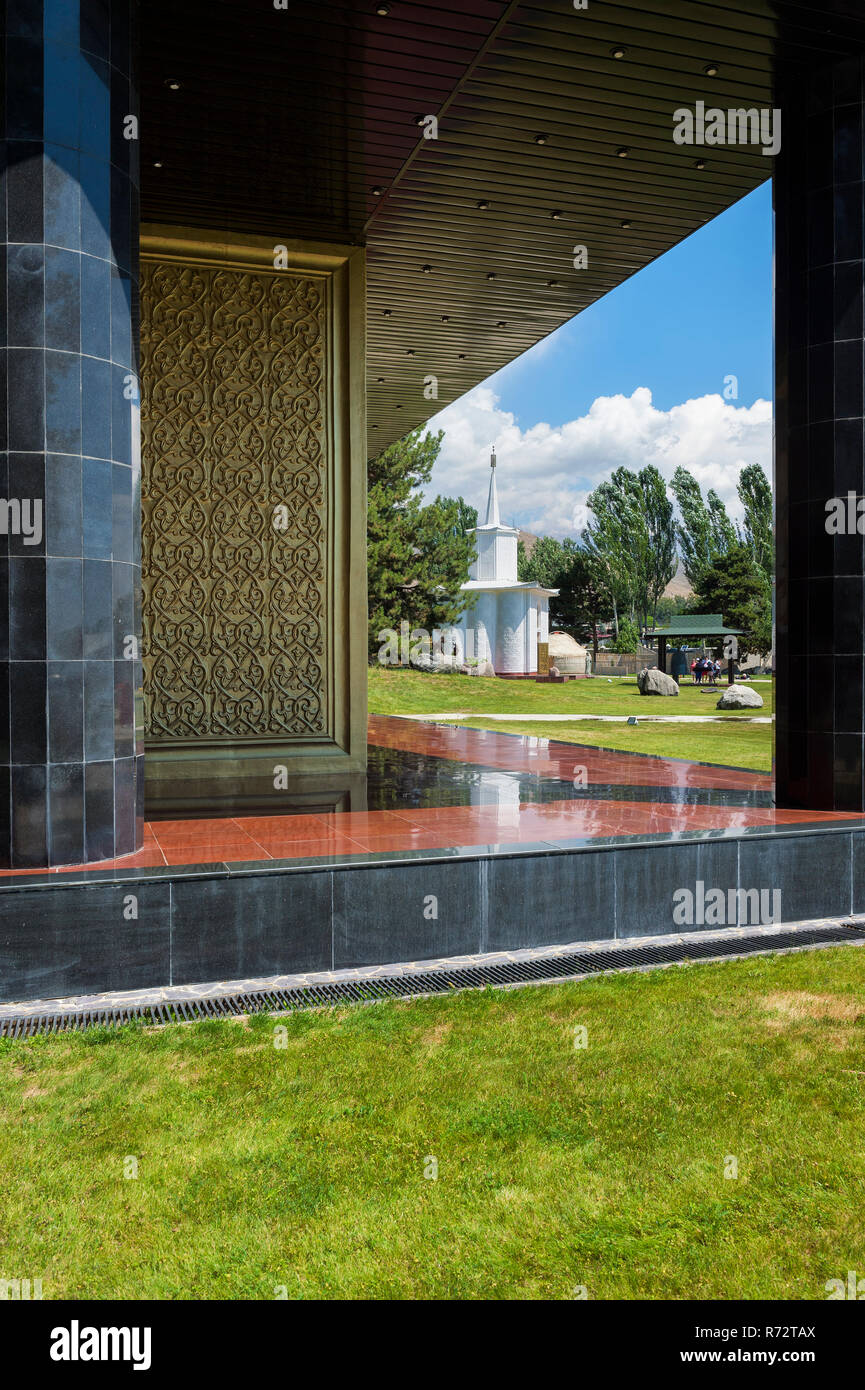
{"left": 455, "top": 451, "right": 558, "bottom": 676}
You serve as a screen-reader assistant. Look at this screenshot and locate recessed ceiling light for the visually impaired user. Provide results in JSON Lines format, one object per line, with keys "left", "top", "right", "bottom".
{"left": 421, "top": 264, "right": 432, "bottom": 273}
{"left": 486, "top": 272, "right": 497, "bottom": 281}
{"left": 458, "top": 353, "right": 466, "bottom": 360}
{"left": 704, "top": 62, "right": 719, "bottom": 76}
{"left": 620, "top": 219, "right": 632, "bottom": 229}
{"left": 694, "top": 158, "right": 706, "bottom": 169}
{"left": 377, "top": 377, "right": 385, "bottom": 383}
{"left": 376, "top": 3, "right": 390, "bottom": 14}
{"left": 406, "top": 349, "right": 415, "bottom": 356}
{"left": 476, "top": 200, "right": 490, "bottom": 210}
{"left": 371, "top": 185, "right": 383, "bottom": 196}
{"left": 610, "top": 46, "right": 626, "bottom": 59}
{"left": 441, "top": 315, "right": 450, "bottom": 322}
{"left": 547, "top": 279, "right": 559, "bottom": 288}
{"left": 550, "top": 210, "right": 563, "bottom": 220}
{"left": 534, "top": 134, "right": 548, "bottom": 145}
{"left": 497, "top": 320, "right": 507, "bottom": 328}
{"left": 164, "top": 78, "right": 181, "bottom": 90}
{"left": 414, "top": 115, "right": 425, "bottom": 126}
{"left": 616, "top": 146, "right": 630, "bottom": 158}
{"left": 382, "top": 309, "right": 392, "bottom": 317}
{"left": 153, "top": 161, "right": 163, "bottom": 168}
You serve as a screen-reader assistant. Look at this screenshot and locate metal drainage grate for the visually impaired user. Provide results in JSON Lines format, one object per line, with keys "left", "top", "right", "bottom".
{"left": 2, "top": 923, "right": 864, "bottom": 1039}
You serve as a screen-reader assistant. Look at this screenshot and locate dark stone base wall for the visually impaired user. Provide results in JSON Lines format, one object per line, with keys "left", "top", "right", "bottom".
{"left": 0, "top": 827, "right": 861, "bottom": 1003}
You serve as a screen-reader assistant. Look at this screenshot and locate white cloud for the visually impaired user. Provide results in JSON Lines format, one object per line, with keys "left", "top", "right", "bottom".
{"left": 425, "top": 385, "right": 772, "bottom": 539}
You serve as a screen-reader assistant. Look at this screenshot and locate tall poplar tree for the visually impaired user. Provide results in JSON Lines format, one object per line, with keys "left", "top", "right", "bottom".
{"left": 670, "top": 466, "right": 736, "bottom": 591}
{"left": 638, "top": 464, "right": 677, "bottom": 628}
{"left": 737, "top": 462, "right": 773, "bottom": 581}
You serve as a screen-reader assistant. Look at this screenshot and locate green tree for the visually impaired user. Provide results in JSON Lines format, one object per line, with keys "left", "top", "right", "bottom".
{"left": 585, "top": 471, "right": 648, "bottom": 632}
{"left": 708, "top": 489, "right": 737, "bottom": 553}
{"left": 367, "top": 429, "right": 475, "bottom": 656}
{"left": 690, "top": 542, "right": 772, "bottom": 659}
{"left": 670, "top": 467, "right": 736, "bottom": 591}
{"left": 737, "top": 462, "right": 773, "bottom": 582}
{"left": 655, "top": 594, "right": 690, "bottom": 623}
{"left": 520, "top": 534, "right": 572, "bottom": 591}
{"left": 639, "top": 464, "right": 677, "bottom": 628}
{"left": 556, "top": 548, "right": 610, "bottom": 663}
{"left": 519, "top": 538, "right": 612, "bottom": 657}
{"left": 454, "top": 496, "right": 478, "bottom": 537}
{"left": 606, "top": 616, "right": 640, "bottom": 653}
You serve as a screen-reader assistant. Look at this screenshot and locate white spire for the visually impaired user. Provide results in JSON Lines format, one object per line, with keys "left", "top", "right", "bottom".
{"left": 484, "top": 448, "right": 500, "bottom": 526}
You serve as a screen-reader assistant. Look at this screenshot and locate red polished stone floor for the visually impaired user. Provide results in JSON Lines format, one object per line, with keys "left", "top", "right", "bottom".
{"left": 3, "top": 716, "right": 863, "bottom": 876}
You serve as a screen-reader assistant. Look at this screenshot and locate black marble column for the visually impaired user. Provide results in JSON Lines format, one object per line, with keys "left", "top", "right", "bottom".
{"left": 0, "top": 0, "right": 142, "bottom": 867}
{"left": 775, "top": 55, "right": 865, "bottom": 810}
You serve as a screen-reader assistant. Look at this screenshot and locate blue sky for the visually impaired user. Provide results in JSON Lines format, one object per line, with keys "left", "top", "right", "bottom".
{"left": 429, "top": 181, "right": 774, "bottom": 537}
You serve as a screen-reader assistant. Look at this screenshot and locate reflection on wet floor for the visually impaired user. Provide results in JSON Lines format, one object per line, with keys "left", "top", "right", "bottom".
{"left": 365, "top": 742, "right": 774, "bottom": 811}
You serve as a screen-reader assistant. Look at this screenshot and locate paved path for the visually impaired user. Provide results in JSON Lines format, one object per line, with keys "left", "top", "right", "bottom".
{"left": 396, "top": 712, "right": 773, "bottom": 724}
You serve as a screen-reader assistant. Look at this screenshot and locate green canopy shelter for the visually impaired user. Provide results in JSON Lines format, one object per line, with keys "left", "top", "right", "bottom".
{"left": 643, "top": 615, "right": 744, "bottom": 686}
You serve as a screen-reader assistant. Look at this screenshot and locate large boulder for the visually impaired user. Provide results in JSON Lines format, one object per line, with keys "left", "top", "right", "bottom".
{"left": 716, "top": 683, "right": 764, "bottom": 710}
{"left": 637, "top": 667, "right": 679, "bottom": 697}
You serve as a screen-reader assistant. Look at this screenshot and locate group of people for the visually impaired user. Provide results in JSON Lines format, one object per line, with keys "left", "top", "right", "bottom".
{"left": 691, "top": 656, "right": 722, "bottom": 685}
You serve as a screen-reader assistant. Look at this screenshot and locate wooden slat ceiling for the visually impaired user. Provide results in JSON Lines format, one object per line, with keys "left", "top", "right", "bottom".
{"left": 140, "top": 1, "right": 865, "bottom": 459}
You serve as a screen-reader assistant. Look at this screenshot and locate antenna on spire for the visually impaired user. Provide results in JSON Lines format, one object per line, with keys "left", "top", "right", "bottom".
{"left": 484, "top": 449, "right": 501, "bottom": 526}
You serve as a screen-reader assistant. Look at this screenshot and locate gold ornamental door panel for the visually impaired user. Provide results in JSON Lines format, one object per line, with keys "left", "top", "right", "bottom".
{"left": 141, "top": 259, "right": 327, "bottom": 739}
{"left": 139, "top": 229, "right": 367, "bottom": 808}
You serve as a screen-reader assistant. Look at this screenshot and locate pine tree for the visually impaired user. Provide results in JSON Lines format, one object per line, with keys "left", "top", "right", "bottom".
{"left": 691, "top": 542, "right": 772, "bottom": 659}
{"left": 367, "top": 429, "right": 475, "bottom": 656}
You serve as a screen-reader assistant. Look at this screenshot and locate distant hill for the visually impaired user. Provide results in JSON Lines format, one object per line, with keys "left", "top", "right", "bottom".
{"left": 518, "top": 530, "right": 538, "bottom": 557}
{"left": 663, "top": 564, "right": 693, "bottom": 599}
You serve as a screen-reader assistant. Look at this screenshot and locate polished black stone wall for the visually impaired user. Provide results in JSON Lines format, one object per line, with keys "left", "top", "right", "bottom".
{"left": 775, "top": 55, "right": 865, "bottom": 810}
{"left": 0, "top": 0, "right": 142, "bottom": 867}
{"left": 0, "top": 825, "right": 862, "bottom": 1003}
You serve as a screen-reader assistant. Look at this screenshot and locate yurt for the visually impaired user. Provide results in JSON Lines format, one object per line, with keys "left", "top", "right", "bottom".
{"left": 549, "top": 631, "right": 588, "bottom": 676}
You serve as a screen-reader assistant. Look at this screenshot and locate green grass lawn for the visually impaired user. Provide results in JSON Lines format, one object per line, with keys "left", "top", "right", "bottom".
{"left": 369, "top": 667, "right": 774, "bottom": 770}
{"left": 447, "top": 718, "right": 772, "bottom": 772}
{"left": 369, "top": 666, "right": 775, "bottom": 718}
{"left": 2, "top": 946, "right": 863, "bottom": 1299}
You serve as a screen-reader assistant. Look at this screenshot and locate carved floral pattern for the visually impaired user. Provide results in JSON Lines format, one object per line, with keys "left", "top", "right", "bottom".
{"left": 140, "top": 260, "right": 327, "bottom": 739}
